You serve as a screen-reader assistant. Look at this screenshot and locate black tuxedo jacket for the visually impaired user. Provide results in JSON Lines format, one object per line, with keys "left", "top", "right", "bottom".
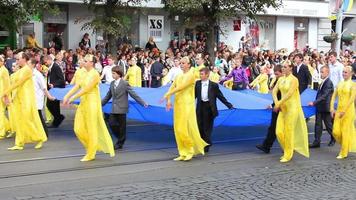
{"left": 313, "top": 78, "right": 334, "bottom": 113}
{"left": 195, "top": 80, "right": 233, "bottom": 118}
{"left": 48, "top": 62, "right": 65, "bottom": 88}
{"left": 293, "top": 64, "right": 311, "bottom": 93}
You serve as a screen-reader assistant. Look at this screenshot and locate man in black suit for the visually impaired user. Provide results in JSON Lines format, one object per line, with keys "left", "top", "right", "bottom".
{"left": 293, "top": 53, "right": 311, "bottom": 93}
{"left": 150, "top": 56, "right": 163, "bottom": 88}
{"left": 44, "top": 55, "right": 66, "bottom": 128}
{"left": 256, "top": 65, "right": 283, "bottom": 154}
{"left": 195, "top": 68, "right": 233, "bottom": 152}
{"left": 308, "top": 66, "right": 335, "bottom": 148}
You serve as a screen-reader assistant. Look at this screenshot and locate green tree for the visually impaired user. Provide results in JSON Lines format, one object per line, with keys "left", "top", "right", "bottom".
{"left": 82, "top": 0, "right": 145, "bottom": 53}
{"left": 165, "top": 0, "right": 281, "bottom": 56}
{"left": 0, "top": 0, "right": 56, "bottom": 32}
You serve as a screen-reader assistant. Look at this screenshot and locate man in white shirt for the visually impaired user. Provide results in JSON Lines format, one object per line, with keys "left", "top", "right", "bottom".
{"left": 101, "top": 55, "right": 115, "bottom": 84}
{"left": 30, "top": 58, "right": 56, "bottom": 136}
{"left": 328, "top": 51, "right": 344, "bottom": 88}
{"left": 166, "top": 58, "right": 182, "bottom": 84}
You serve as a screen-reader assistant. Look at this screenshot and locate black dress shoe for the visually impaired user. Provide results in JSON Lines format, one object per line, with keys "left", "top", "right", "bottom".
{"left": 309, "top": 143, "right": 320, "bottom": 148}
{"left": 328, "top": 140, "right": 336, "bottom": 147}
{"left": 204, "top": 146, "right": 210, "bottom": 153}
{"left": 57, "top": 115, "right": 65, "bottom": 127}
{"left": 114, "top": 144, "right": 123, "bottom": 150}
{"left": 256, "top": 144, "right": 270, "bottom": 154}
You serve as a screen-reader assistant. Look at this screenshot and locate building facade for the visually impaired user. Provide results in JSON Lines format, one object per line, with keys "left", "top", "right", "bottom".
{"left": 220, "top": 0, "right": 333, "bottom": 52}
{"left": 21, "top": 0, "right": 351, "bottom": 53}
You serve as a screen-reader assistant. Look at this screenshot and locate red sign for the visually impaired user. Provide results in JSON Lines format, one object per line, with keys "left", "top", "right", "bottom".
{"left": 233, "top": 20, "right": 241, "bottom": 31}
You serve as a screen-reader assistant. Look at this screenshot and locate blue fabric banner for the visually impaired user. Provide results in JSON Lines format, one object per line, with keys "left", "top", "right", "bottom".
{"left": 51, "top": 84, "right": 317, "bottom": 127}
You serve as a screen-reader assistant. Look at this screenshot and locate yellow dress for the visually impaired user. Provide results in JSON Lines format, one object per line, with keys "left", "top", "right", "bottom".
{"left": 161, "top": 75, "right": 170, "bottom": 86}
{"left": 2, "top": 65, "right": 47, "bottom": 147}
{"left": 250, "top": 73, "right": 269, "bottom": 94}
{"left": 0, "top": 65, "right": 11, "bottom": 137}
{"left": 224, "top": 78, "right": 234, "bottom": 90}
{"left": 70, "top": 68, "right": 86, "bottom": 85}
{"left": 209, "top": 72, "right": 220, "bottom": 83}
{"left": 273, "top": 74, "right": 309, "bottom": 161}
{"left": 194, "top": 64, "right": 206, "bottom": 80}
{"left": 124, "top": 65, "right": 142, "bottom": 87}
{"left": 7, "top": 72, "right": 20, "bottom": 135}
{"left": 164, "top": 68, "right": 208, "bottom": 158}
{"left": 65, "top": 68, "right": 115, "bottom": 159}
{"left": 330, "top": 79, "right": 356, "bottom": 158}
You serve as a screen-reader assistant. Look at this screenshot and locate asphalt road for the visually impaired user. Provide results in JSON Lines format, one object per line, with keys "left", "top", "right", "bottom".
{"left": 1, "top": 108, "right": 355, "bottom": 200}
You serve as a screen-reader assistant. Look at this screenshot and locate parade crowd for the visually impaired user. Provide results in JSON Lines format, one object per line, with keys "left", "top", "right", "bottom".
{"left": 0, "top": 32, "right": 356, "bottom": 162}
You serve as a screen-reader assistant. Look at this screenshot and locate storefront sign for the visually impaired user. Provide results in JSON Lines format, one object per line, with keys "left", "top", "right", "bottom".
{"left": 148, "top": 15, "right": 164, "bottom": 42}
{"left": 43, "top": 11, "right": 67, "bottom": 24}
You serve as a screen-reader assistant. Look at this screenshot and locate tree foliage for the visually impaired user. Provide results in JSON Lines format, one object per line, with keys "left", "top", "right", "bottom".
{"left": 82, "top": 0, "right": 146, "bottom": 52}
{"left": 165, "top": 0, "right": 282, "bottom": 55}
{"left": 0, "top": 0, "right": 57, "bottom": 31}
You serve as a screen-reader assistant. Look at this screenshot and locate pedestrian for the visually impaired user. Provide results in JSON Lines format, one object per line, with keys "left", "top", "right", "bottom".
{"left": 162, "top": 56, "right": 208, "bottom": 161}
{"left": 195, "top": 67, "right": 233, "bottom": 153}
{"left": 63, "top": 54, "right": 115, "bottom": 161}
{"left": 102, "top": 66, "right": 148, "bottom": 150}
{"left": 308, "top": 66, "right": 335, "bottom": 148}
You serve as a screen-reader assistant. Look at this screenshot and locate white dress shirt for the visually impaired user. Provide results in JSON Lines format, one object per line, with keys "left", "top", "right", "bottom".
{"left": 114, "top": 78, "right": 121, "bottom": 88}
{"left": 102, "top": 65, "right": 114, "bottom": 84}
{"left": 296, "top": 63, "right": 302, "bottom": 73}
{"left": 328, "top": 61, "right": 344, "bottom": 88}
{"left": 201, "top": 80, "right": 209, "bottom": 102}
{"left": 33, "top": 69, "right": 46, "bottom": 110}
{"left": 166, "top": 66, "right": 183, "bottom": 83}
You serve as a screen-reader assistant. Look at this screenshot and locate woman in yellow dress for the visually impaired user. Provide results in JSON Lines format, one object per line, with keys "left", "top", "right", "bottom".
{"left": 1, "top": 52, "right": 47, "bottom": 150}
{"left": 0, "top": 56, "right": 11, "bottom": 138}
{"left": 163, "top": 56, "right": 208, "bottom": 161}
{"left": 63, "top": 54, "right": 115, "bottom": 162}
{"left": 209, "top": 66, "right": 220, "bottom": 83}
{"left": 272, "top": 61, "right": 309, "bottom": 162}
{"left": 330, "top": 66, "right": 356, "bottom": 159}
{"left": 70, "top": 58, "right": 86, "bottom": 85}
{"left": 124, "top": 57, "right": 142, "bottom": 87}
{"left": 250, "top": 66, "right": 269, "bottom": 94}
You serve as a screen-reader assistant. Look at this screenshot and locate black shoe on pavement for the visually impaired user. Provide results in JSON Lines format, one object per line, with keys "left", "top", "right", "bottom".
{"left": 204, "top": 146, "right": 210, "bottom": 153}
{"left": 114, "top": 143, "right": 123, "bottom": 150}
{"left": 328, "top": 140, "right": 336, "bottom": 147}
{"left": 309, "top": 142, "right": 320, "bottom": 148}
{"left": 256, "top": 144, "right": 270, "bottom": 154}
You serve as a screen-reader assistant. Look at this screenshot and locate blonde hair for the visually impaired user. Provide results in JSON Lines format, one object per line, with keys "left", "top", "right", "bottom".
{"left": 181, "top": 56, "right": 191, "bottom": 65}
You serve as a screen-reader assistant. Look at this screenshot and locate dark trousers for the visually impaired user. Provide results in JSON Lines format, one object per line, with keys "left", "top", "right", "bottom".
{"left": 197, "top": 101, "right": 214, "bottom": 145}
{"left": 151, "top": 78, "right": 161, "bottom": 88}
{"left": 38, "top": 110, "right": 48, "bottom": 137}
{"left": 314, "top": 111, "right": 334, "bottom": 143}
{"left": 108, "top": 113, "right": 127, "bottom": 146}
{"left": 46, "top": 99, "right": 62, "bottom": 126}
{"left": 232, "top": 82, "right": 246, "bottom": 91}
{"left": 262, "top": 110, "right": 279, "bottom": 149}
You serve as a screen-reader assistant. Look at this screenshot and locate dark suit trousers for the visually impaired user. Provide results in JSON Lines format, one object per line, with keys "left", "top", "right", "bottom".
{"left": 47, "top": 99, "right": 61, "bottom": 125}
{"left": 262, "top": 110, "right": 279, "bottom": 149}
{"left": 38, "top": 110, "right": 48, "bottom": 137}
{"left": 314, "top": 112, "right": 334, "bottom": 143}
{"left": 151, "top": 78, "right": 161, "bottom": 88}
{"left": 108, "top": 114, "right": 127, "bottom": 146}
{"left": 197, "top": 101, "right": 214, "bottom": 145}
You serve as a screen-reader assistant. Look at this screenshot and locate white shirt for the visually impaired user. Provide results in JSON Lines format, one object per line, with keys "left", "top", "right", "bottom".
{"left": 102, "top": 65, "right": 114, "bottom": 84}
{"left": 166, "top": 66, "right": 183, "bottom": 83}
{"left": 114, "top": 78, "right": 121, "bottom": 88}
{"left": 328, "top": 61, "right": 344, "bottom": 88}
{"left": 201, "top": 80, "right": 209, "bottom": 102}
{"left": 296, "top": 63, "right": 302, "bottom": 73}
{"left": 33, "top": 69, "right": 46, "bottom": 110}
